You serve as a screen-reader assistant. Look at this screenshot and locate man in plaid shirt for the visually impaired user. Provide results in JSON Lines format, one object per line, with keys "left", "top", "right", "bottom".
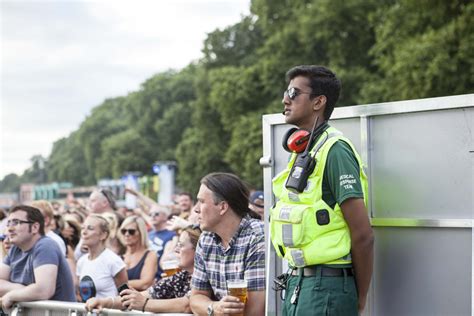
{"left": 190, "top": 173, "right": 265, "bottom": 316}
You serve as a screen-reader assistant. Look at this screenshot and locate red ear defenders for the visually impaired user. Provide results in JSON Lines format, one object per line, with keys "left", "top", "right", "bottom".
{"left": 282, "top": 122, "right": 330, "bottom": 153}
{"left": 282, "top": 128, "right": 311, "bottom": 153}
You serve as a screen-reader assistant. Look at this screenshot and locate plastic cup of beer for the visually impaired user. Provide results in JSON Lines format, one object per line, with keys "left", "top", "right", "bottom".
{"left": 227, "top": 279, "right": 247, "bottom": 316}
{"left": 162, "top": 260, "right": 180, "bottom": 277}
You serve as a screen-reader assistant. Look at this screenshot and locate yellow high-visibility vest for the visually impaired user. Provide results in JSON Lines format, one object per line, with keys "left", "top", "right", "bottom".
{"left": 270, "top": 127, "right": 368, "bottom": 267}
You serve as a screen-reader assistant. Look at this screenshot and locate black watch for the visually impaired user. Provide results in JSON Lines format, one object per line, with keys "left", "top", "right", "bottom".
{"left": 207, "top": 302, "right": 214, "bottom": 316}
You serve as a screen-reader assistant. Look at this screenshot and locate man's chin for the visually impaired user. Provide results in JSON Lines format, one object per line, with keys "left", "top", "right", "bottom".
{"left": 284, "top": 116, "right": 295, "bottom": 125}
{"left": 198, "top": 221, "right": 207, "bottom": 231}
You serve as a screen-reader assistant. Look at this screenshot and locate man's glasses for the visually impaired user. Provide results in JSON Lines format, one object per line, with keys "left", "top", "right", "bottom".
{"left": 283, "top": 87, "right": 314, "bottom": 100}
{"left": 7, "top": 219, "right": 34, "bottom": 227}
{"left": 121, "top": 228, "right": 137, "bottom": 236}
{"left": 150, "top": 212, "right": 161, "bottom": 217}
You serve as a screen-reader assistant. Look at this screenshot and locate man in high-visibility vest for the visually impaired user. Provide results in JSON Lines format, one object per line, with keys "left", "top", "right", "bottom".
{"left": 270, "top": 65, "right": 374, "bottom": 315}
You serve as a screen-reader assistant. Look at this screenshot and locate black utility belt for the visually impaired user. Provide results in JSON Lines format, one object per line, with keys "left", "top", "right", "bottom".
{"left": 291, "top": 265, "right": 353, "bottom": 277}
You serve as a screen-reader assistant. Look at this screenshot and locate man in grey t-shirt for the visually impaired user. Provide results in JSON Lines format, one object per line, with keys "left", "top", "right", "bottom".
{"left": 0, "top": 205, "right": 75, "bottom": 310}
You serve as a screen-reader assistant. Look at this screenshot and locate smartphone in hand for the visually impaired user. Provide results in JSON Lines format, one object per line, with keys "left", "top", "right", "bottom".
{"left": 117, "top": 283, "right": 129, "bottom": 296}
{"left": 117, "top": 283, "right": 130, "bottom": 311}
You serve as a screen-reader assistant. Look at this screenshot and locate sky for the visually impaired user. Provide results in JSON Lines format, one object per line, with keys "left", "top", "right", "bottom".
{"left": 0, "top": 0, "right": 250, "bottom": 179}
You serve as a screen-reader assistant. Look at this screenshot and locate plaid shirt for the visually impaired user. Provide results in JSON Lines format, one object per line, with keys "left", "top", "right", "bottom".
{"left": 191, "top": 215, "right": 265, "bottom": 300}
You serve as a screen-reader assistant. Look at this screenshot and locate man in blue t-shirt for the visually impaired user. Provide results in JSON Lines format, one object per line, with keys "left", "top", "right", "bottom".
{"left": 148, "top": 206, "right": 175, "bottom": 279}
{"left": 0, "top": 205, "right": 75, "bottom": 310}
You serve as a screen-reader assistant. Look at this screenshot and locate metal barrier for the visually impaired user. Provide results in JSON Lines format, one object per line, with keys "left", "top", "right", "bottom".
{"left": 2, "top": 300, "right": 192, "bottom": 316}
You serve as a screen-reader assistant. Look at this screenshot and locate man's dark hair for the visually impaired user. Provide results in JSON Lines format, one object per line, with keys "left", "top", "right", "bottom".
{"left": 100, "top": 189, "right": 117, "bottom": 210}
{"left": 200, "top": 173, "right": 250, "bottom": 218}
{"left": 178, "top": 192, "right": 194, "bottom": 202}
{"left": 0, "top": 208, "right": 6, "bottom": 221}
{"left": 286, "top": 65, "right": 341, "bottom": 120}
{"left": 10, "top": 205, "right": 45, "bottom": 235}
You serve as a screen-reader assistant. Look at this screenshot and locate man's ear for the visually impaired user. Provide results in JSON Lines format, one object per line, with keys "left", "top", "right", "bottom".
{"left": 313, "top": 95, "right": 327, "bottom": 111}
{"left": 31, "top": 222, "right": 41, "bottom": 234}
{"left": 219, "top": 201, "right": 229, "bottom": 216}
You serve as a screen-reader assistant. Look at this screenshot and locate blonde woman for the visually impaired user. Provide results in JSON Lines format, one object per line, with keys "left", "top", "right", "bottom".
{"left": 76, "top": 214, "right": 128, "bottom": 302}
{"left": 118, "top": 216, "right": 157, "bottom": 291}
{"left": 85, "top": 225, "right": 201, "bottom": 313}
{"left": 102, "top": 212, "right": 126, "bottom": 256}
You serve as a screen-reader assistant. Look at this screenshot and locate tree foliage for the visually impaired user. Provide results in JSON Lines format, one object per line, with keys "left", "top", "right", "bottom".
{"left": 1, "top": 0, "right": 472, "bottom": 194}
{"left": 361, "top": 0, "right": 473, "bottom": 102}
{"left": 0, "top": 173, "right": 21, "bottom": 193}
{"left": 47, "top": 132, "right": 88, "bottom": 185}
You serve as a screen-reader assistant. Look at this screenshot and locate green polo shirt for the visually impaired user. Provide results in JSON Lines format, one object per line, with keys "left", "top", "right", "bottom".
{"left": 322, "top": 140, "right": 364, "bottom": 209}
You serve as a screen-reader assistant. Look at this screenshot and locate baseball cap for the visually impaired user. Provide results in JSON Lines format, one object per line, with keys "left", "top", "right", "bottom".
{"left": 249, "top": 191, "right": 264, "bottom": 207}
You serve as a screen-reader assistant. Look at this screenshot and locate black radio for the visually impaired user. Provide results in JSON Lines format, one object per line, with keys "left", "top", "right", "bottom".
{"left": 285, "top": 152, "right": 316, "bottom": 192}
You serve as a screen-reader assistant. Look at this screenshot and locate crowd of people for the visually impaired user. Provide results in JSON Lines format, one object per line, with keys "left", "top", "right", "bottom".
{"left": 1, "top": 64, "right": 374, "bottom": 316}
{"left": 0, "top": 172, "right": 265, "bottom": 315}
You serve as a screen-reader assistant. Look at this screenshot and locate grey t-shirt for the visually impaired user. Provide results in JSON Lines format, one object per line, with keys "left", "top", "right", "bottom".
{"left": 4, "top": 236, "right": 76, "bottom": 301}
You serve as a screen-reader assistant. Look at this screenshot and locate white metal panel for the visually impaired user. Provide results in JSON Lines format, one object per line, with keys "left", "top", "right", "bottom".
{"left": 262, "top": 94, "right": 474, "bottom": 316}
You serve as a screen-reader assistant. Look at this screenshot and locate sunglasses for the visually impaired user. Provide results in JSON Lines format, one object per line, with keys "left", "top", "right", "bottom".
{"left": 283, "top": 87, "right": 315, "bottom": 100}
{"left": 120, "top": 228, "right": 137, "bottom": 236}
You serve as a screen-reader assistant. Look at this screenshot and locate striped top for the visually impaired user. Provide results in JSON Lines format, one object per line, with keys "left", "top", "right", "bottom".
{"left": 191, "top": 215, "right": 266, "bottom": 300}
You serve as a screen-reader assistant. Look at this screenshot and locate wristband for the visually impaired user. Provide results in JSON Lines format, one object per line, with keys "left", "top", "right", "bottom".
{"left": 142, "top": 297, "right": 150, "bottom": 313}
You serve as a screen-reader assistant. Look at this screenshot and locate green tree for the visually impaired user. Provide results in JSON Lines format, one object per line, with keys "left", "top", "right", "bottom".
{"left": 95, "top": 129, "right": 154, "bottom": 179}
{"left": 253, "top": 0, "right": 383, "bottom": 108}
{"left": 78, "top": 97, "right": 129, "bottom": 183}
{"left": 175, "top": 125, "right": 231, "bottom": 195}
{"left": 21, "top": 155, "right": 47, "bottom": 184}
{"left": 0, "top": 173, "right": 21, "bottom": 193}
{"left": 153, "top": 102, "right": 193, "bottom": 161}
{"left": 361, "top": 0, "right": 473, "bottom": 102}
{"left": 202, "top": 16, "right": 263, "bottom": 69}
{"left": 47, "top": 132, "right": 89, "bottom": 185}
{"left": 174, "top": 69, "right": 231, "bottom": 193}
{"left": 151, "top": 65, "right": 198, "bottom": 162}
{"left": 225, "top": 114, "right": 264, "bottom": 188}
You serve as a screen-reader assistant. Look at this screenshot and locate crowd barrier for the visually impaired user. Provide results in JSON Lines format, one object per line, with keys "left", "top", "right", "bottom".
{"left": 2, "top": 300, "right": 192, "bottom": 316}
